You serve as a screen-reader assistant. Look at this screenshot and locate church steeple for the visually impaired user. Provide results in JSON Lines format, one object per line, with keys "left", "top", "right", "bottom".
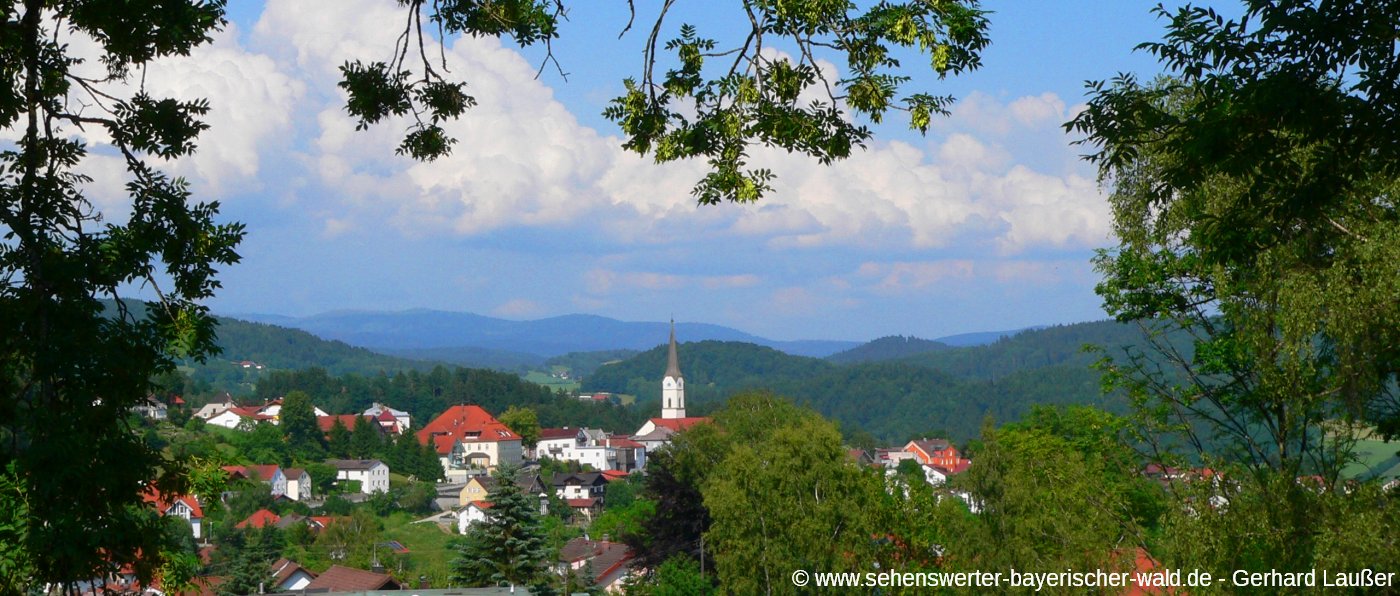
{"left": 665, "top": 319, "right": 682, "bottom": 379}
{"left": 661, "top": 319, "right": 686, "bottom": 419}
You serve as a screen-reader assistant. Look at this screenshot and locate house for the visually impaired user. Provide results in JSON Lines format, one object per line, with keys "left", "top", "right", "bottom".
{"left": 193, "top": 394, "right": 236, "bottom": 420}
{"left": 269, "top": 558, "right": 317, "bottom": 591}
{"left": 206, "top": 406, "right": 274, "bottom": 429}
{"left": 284, "top": 467, "right": 313, "bottom": 501}
{"left": 363, "top": 402, "right": 411, "bottom": 432}
{"left": 455, "top": 501, "right": 492, "bottom": 534}
{"left": 459, "top": 476, "right": 493, "bottom": 506}
{"left": 459, "top": 474, "right": 551, "bottom": 513}
{"left": 557, "top": 537, "right": 636, "bottom": 593}
{"left": 847, "top": 449, "right": 876, "bottom": 467}
{"left": 537, "top": 427, "right": 631, "bottom": 471}
{"left": 874, "top": 448, "right": 918, "bottom": 469}
{"left": 222, "top": 464, "right": 287, "bottom": 498}
{"left": 304, "top": 565, "right": 400, "bottom": 591}
{"left": 131, "top": 395, "right": 168, "bottom": 420}
{"left": 416, "top": 405, "right": 522, "bottom": 480}
{"left": 552, "top": 472, "right": 608, "bottom": 501}
{"left": 327, "top": 459, "right": 390, "bottom": 494}
{"left": 903, "top": 439, "right": 971, "bottom": 474}
{"left": 631, "top": 416, "right": 709, "bottom": 452}
{"left": 141, "top": 487, "right": 204, "bottom": 540}
{"left": 567, "top": 497, "right": 603, "bottom": 522}
{"left": 256, "top": 397, "right": 329, "bottom": 424}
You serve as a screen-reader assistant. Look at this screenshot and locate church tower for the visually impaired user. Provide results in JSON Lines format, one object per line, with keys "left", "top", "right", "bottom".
{"left": 660, "top": 320, "right": 686, "bottom": 419}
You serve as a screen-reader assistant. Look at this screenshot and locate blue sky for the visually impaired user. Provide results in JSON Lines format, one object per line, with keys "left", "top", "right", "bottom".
{"left": 109, "top": 1, "right": 1193, "bottom": 341}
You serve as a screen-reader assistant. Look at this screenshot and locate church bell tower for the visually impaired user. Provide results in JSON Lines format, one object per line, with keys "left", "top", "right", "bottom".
{"left": 660, "top": 320, "right": 686, "bottom": 419}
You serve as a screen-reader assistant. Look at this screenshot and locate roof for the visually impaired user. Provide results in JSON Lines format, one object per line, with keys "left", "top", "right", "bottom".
{"left": 326, "top": 458, "right": 386, "bottom": 471}
{"left": 251, "top": 464, "right": 282, "bottom": 481}
{"left": 558, "top": 539, "right": 634, "bottom": 588}
{"left": 647, "top": 417, "right": 709, "bottom": 432}
{"left": 236, "top": 509, "right": 281, "bottom": 529}
{"left": 600, "top": 470, "right": 630, "bottom": 481}
{"left": 567, "top": 497, "right": 600, "bottom": 509}
{"left": 607, "top": 435, "right": 643, "bottom": 449}
{"left": 665, "top": 320, "right": 683, "bottom": 379}
{"left": 283, "top": 467, "right": 307, "bottom": 479}
{"left": 415, "top": 405, "right": 520, "bottom": 454}
{"left": 270, "top": 558, "right": 316, "bottom": 587}
{"left": 304, "top": 565, "right": 400, "bottom": 591}
{"left": 364, "top": 402, "right": 410, "bottom": 417}
{"left": 539, "top": 427, "right": 581, "bottom": 440}
{"left": 225, "top": 406, "right": 273, "bottom": 421}
{"left": 907, "top": 439, "right": 952, "bottom": 456}
{"left": 317, "top": 414, "right": 372, "bottom": 433}
{"left": 553, "top": 472, "right": 606, "bottom": 487}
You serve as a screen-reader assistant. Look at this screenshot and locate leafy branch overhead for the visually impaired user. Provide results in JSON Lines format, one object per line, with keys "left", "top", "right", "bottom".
{"left": 341, "top": 0, "right": 989, "bottom": 204}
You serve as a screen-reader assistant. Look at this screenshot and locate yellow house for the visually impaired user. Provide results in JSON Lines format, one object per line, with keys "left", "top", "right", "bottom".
{"left": 458, "top": 476, "right": 492, "bottom": 507}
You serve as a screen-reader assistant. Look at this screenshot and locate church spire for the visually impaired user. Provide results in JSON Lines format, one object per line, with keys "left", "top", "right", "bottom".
{"left": 661, "top": 319, "right": 686, "bottom": 419}
{"left": 665, "top": 319, "right": 682, "bottom": 379}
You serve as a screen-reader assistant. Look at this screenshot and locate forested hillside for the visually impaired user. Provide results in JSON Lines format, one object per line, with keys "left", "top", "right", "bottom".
{"left": 583, "top": 321, "right": 1162, "bottom": 443}
{"left": 825, "top": 335, "right": 950, "bottom": 364}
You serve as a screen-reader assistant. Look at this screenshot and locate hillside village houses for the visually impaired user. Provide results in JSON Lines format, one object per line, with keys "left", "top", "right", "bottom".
{"left": 133, "top": 321, "right": 978, "bottom": 592}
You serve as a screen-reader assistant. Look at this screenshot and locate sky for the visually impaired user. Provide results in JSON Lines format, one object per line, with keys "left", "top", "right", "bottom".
{"left": 93, "top": 1, "right": 1193, "bottom": 341}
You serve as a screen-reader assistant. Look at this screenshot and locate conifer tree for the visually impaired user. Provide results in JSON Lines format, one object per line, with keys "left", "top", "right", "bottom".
{"left": 349, "top": 416, "right": 380, "bottom": 460}
{"left": 451, "top": 465, "right": 552, "bottom": 591}
{"left": 327, "top": 418, "right": 352, "bottom": 459}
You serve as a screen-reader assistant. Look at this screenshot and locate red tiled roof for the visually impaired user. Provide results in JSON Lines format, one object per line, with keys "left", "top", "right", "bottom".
{"left": 271, "top": 558, "right": 316, "bottom": 588}
{"left": 251, "top": 464, "right": 281, "bottom": 482}
{"left": 600, "top": 470, "right": 629, "bottom": 481}
{"left": 415, "top": 405, "right": 520, "bottom": 454}
{"left": 567, "top": 497, "right": 599, "bottom": 508}
{"left": 648, "top": 417, "right": 709, "bottom": 431}
{"left": 606, "top": 435, "right": 643, "bottom": 449}
{"left": 540, "top": 427, "right": 580, "bottom": 440}
{"left": 236, "top": 509, "right": 281, "bottom": 529}
{"left": 304, "top": 565, "right": 400, "bottom": 591}
{"left": 317, "top": 414, "right": 371, "bottom": 433}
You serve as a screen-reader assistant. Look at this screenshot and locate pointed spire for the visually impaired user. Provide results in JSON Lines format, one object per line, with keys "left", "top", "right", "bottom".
{"left": 665, "top": 319, "right": 682, "bottom": 379}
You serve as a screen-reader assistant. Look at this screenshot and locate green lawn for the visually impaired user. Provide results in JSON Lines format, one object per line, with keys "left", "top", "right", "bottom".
{"left": 1342, "top": 437, "right": 1400, "bottom": 480}
{"left": 380, "top": 511, "right": 459, "bottom": 587}
{"left": 523, "top": 370, "right": 580, "bottom": 393}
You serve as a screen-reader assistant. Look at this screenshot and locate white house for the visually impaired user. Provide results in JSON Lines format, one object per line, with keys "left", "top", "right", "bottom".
{"left": 455, "top": 501, "right": 492, "bottom": 534}
{"left": 193, "top": 394, "right": 236, "bottom": 420}
{"left": 142, "top": 489, "right": 204, "bottom": 540}
{"left": 363, "top": 402, "right": 411, "bottom": 432}
{"left": 328, "top": 459, "right": 390, "bottom": 494}
{"left": 284, "top": 467, "right": 313, "bottom": 502}
{"left": 224, "top": 465, "right": 288, "bottom": 499}
{"left": 206, "top": 406, "right": 274, "bottom": 430}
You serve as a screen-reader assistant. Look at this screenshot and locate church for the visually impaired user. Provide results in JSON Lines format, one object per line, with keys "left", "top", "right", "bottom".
{"left": 631, "top": 321, "right": 709, "bottom": 449}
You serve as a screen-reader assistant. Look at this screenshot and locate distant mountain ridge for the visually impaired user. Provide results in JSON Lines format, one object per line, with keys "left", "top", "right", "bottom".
{"left": 232, "top": 309, "right": 861, "bottom": 358}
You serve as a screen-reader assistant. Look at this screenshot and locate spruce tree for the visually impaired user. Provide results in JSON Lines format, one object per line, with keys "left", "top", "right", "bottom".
{"left": 280, "top": 391, "right": 323, "bottom": 461}
{"left": 349, "top": 415, "right": 380, "bottom": 459}
{"left": 327, "top": 418, "right": 352, "bottom": 459}
{"left": 450, "top": 465, "right": 552, "bottom": 590}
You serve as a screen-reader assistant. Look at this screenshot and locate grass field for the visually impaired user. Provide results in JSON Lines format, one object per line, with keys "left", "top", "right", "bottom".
{"left": 1331, "top": 424, "right": 1400, "bottom": 480}
{"left": 523, "top": 370, "right": 580, "bottom": 393}
{"left": 380, "top": 511, "right": 459, "bottom": 587}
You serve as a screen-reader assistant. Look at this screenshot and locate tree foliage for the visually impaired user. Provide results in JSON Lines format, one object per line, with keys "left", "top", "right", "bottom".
{"left": 1069, "top": 1, "right": 1400, "bottom": 477}
{"left": 498, "top": 405, "right": 541, "bottom": 449}
{"left": 280, "top": 390, "right": 324, "bottom": 460}
{"left": 345, "top": 0, "right": 988, "bottom": 203}
{"left": 0, "top": 0, "right": 243, "bottom": 587}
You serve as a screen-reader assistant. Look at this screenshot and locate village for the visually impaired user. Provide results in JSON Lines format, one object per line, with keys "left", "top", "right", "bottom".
{"left": 119, "top": 326, "right": 976, "bottom": 593}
